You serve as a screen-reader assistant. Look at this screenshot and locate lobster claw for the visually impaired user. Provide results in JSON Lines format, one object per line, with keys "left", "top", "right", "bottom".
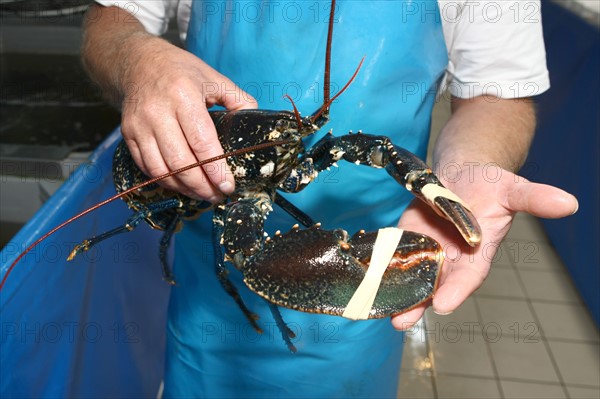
{"left": 241, "top": 225, "right": 443, "bottom": 319}
{"left": 426, "top": 193, "right": 482, "bottom": 247}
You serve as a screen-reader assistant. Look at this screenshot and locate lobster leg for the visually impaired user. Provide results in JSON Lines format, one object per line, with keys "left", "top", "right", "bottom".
{"left": 266, "top": 302, "right": 297, "bottom": 353}
{"left": 213, "top": 206, "right": 262, "bottom": 333}
{"left": 279, "top": 158, "right": 317, "bottom": 193}
{"left": 294, "top": 132, "right": 481, "bottom": 246}
{"left": 67, "top": 197, "right": 183, "bottom": 261}
{"left": 274, "top": 192, "right": 314, "bottom": 228}
{"left": 217, "top": 195, "right": 296, "bottom": 344}
{"left": 159, "top": 214, "right": 180, "bottom": 285}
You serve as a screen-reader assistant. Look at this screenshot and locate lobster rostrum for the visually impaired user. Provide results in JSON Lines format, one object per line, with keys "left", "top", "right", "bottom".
{"left": 1, "top": 0, "right": 481, "bottom": 351}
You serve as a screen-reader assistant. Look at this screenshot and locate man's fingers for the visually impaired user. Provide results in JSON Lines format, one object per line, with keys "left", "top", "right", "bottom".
{"left": 431, "top": 263, "right": 487, "bottom": 315}
{"left": 504, "top": 180, "right": 578, "bottom": 218}
{"left": 195, "top": 75, "right": 258, "bottom": 196}
{"left": 398, "top": 200, "right": 490, "bottom": 317}
{"left": 391, "top": 305, "right": 427, "bottom": 331}
{"left": 179, "top": 105, "right": 236, "bottom": 198}
{"left": 206, "top": 70, "right": 259, "bottom": 111}
{"left": 220, "top": 81, "right": 259, "bottom": 111}
{"left": 154, "top": 118, "right": 223, "bottom": 201}
{"left": 115, "top": 46, "right": 261, "bottom": 202}
{"left": 134, "top": 136, "right": 170, "bottom": 182}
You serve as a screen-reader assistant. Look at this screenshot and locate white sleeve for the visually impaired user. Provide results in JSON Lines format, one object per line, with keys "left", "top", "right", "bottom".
{"left": 93, "top": 0, "right": 177, "bottom": 36}
{"left": 440, "top": 0, "right": 550, "bottom": 99}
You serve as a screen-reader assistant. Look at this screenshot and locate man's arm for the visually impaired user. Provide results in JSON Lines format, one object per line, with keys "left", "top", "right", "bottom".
{"left": 393, "top": 96, "right": 578, "bottom": 328}
{"left": 435, "top": 96, "right": 535, "bottom": 173}
{"left": 81, "top": 4, "right": 257, "bottom": 201}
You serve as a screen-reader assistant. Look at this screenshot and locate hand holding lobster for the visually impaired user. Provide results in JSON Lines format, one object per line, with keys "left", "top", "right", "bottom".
{"left": 394, "top": 97, "right": 579, "bottom": 330}
{"left": 83, "top": 5, "right": 257, "bottom": 202}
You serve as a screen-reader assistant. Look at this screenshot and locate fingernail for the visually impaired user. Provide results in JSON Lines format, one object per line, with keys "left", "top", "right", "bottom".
{"left": 570, "top": 196, "right": 579, "bottom": 215}
{"left": 433, "top": 309, "right": 454, "bottom": 316}
{"left": 208, "top": 195, "right": 221, "bottom": 204}
{"left": 219, "top": 181, "right": 234, "bottom": 194}
{"left": 397, "top": 322, "right": 416, "bottom": 331}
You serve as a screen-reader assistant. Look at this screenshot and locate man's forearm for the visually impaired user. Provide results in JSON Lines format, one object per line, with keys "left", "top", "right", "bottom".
{"left": 433, "top": 96, "right": 536, "bottom": 174}
{"left": 81, "top": 4, "right": 162, "bottom": 107}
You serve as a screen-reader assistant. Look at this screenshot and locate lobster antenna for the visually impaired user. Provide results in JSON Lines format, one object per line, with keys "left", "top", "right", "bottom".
{"left": 284, "top": 94, "right": 303, "bottom": 128}
{"left": 288, "top": 0, "right": 336, "bottom": 127}
{"left": 323, "top": 0, "right": 336, "bottom": 107}
{"left": 311, "top": 57, "right": 364, "bottom": 123}
{"left": 0, "top": 139, "right": 294, "bottom": 290}
{"left": 311, "top": 0, "right": 364, "bottom": 124}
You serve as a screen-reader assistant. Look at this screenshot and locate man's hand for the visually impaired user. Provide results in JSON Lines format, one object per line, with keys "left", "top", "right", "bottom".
{"left": 391, "top": 95, "right": 577, "bottom": 329}
{"left": 392, "top": 164, "right": 578, "bottom": 330}
{"left": 119, "top": 37, "right": 257, "bottom": 201}
{"left": 82, "top": 5, "right": 257, "bottom": 202}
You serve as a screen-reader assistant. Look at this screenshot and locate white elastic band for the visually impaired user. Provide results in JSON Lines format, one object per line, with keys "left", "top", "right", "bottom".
{"left": 421, "top": 183, "right": 469, "bottom": 210}
{"left": 342, "top": 227, "right": 404, "bottom": 320}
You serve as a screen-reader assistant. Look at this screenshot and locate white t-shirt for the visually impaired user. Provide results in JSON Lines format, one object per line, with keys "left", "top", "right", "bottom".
{"left": 94, "top": 0, "right": 550, "bottom": 99}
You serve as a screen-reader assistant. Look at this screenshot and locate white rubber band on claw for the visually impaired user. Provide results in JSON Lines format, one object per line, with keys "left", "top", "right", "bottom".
{"left": 342, "top": 227, "right": 404, "bottom": 320}
{"left": 421, "top": 183, "right": 469, "bottom": 210}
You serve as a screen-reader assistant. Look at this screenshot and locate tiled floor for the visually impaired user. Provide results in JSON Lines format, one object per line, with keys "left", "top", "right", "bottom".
{"left": 397, "top": 213, "right": 600, "bottom": 399}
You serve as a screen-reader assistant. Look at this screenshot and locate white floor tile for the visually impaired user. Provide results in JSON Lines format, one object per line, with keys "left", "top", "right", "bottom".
{"left": 532, "top": 302, "right": 600, "bottom": 342}
{"left": 518, "top": 269, "right": 581, "bottom": 303}
{"left": 476, "top": 266, "right": 527, "bottom": 299}
{"left": 397, "top": 371, "right": 435, "bottom": 399}
{"left": 488, "top": 335, "right": 560, "bottom": 383}
{"left": 429, "top": 332, "right": 496, "bottom": 378}
{"left": 547, "top": 340, "right": 600, "bottom": 387}
{"left": 434, "top": 375, "right": 501, "bottom": 399}
{"left": 500, "top": 380, "right": 567, "bottom": 399}
{"left": 509, "top": 240, "right": 567, "bottom": 271}
{"left": 476, "top": 297, "right": 540, "bottom": 338}
{"left": 566, "top": 385, "right": 600, "bottom": 399}
{"left": 425, "top": 297, "right": 482, "bottom": 333}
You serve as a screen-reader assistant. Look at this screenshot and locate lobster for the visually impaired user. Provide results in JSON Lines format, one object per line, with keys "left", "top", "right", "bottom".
{"left": 1, "top": 0, "right": 481, "bottom": 352}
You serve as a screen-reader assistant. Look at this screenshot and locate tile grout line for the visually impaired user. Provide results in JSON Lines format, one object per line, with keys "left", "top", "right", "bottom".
{"left": 473, "top": 294, "right": 599, "bottom": 343}
{"left": 431, "top": 371, "right": 600, "bottom": 389}
{"left": 472, "top": 295, "right": 505, "bottom": 399}
{"left": 475, "top": 292, "right": 583, "bottom": 306}
{"left": 511, "top": 236, "right": 572, "bottom": 399}
{"left": 413, "top": 322, "right": 599, "bottom": 344}
{"left": 541, "top": 336, "right": 600, "bottom": 345}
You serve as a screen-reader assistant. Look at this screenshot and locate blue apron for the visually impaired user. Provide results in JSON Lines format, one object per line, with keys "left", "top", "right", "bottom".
{"left": 165, "top": 1, "right": 447, "bottom": 397}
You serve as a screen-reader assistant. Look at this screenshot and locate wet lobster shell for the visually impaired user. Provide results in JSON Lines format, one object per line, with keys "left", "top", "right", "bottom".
{"left": 241, "top": 226, "right": 443, "bottom": 318}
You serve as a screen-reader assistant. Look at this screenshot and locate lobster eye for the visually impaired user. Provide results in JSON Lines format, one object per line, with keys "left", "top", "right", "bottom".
{"left": 277, "top": 115, "right": 303, "bottom": 131}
